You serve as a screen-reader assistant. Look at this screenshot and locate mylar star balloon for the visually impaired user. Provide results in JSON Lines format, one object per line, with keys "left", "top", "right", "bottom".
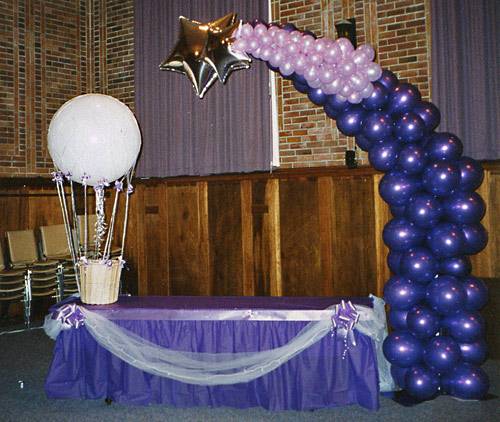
{"left": 159, "top": 13, "right": 251, "bottom": 98}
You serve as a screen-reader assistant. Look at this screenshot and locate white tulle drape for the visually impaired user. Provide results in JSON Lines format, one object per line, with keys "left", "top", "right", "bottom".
{"left": 44, "top": 295, "right": 395, "bottom": 391}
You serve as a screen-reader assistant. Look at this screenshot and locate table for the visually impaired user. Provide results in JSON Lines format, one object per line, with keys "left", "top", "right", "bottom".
{"left": 44, "top": 296, "right": 383, "bottom": 411}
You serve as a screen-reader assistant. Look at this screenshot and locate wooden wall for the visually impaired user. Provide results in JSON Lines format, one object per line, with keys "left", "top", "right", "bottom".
{"left": 0, "top": 164, "right": 498, "bottom": 302}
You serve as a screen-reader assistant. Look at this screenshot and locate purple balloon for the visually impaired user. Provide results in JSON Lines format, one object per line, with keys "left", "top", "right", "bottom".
{"left": 426, "top": 275, "right": 467, "bottom": 315}
{"left": 413, "top": 101, "right": 441, "bottom": 133}
{"left": 388, "top": 250, "right": 403, "bottom": 273}
{"left": 397, "top": 144, "right": 428, "bottom": 175}
{"left": 292, "top": 78, "right": 309, "bottom": 94}
{"left": 405, "top": 192, "right": 443, "bottom": 229}
{"left": 407, "top": 305, "right": 440, "bottom": 339}
{"left": 458, "top": 340, "right": 487, "bottom": 365}
{"left": 383, "top": 217, "right": 425, "bottom": 252}
{"left": 442, "top": 311, "right": 485, "bottom": 343}
{"left": 426, "top": 222, "right": 465, "bottom": 258}
{"left": 368, "top": 140, "right": 400, "bottom": 171}
{"left": 307, "top": 88, "right": 328, "bottom": 106}
{"left": 423, "top": 336, "right": 461, "bottom": 373}
{"left": 377, "top": 70, "right": 399, "bottom": 91}
{"left": 439, "top": 256, "right": 472, "bottom": 277}
{"left": 383, "top": 331, "right": 423, "bottom": 367}
{"left": 457, "top": 157, "right": 484, "bottom": 192}
{"left": 401, "top": 247, "right": 439, "bottom": 284}
{"left": 391, "top": 365, "right": 409, "bottom": 388}
{"left": 379, "top": 171, "right": 420, "bottom": 206}
{"left": 422, "top": 161, "right": 461, "bottom": 197}
{"left": 361, "top": 81, "right": 389, "bottom": 111}
{"left": 405, "top": 365, "right": 440, "bottom": 400}
{"left": 425, "top": 133, "right": 464, "bottom": 162}
{"left": 336, "top": 105, "right": 365, "bottom": 136}
{"left": 324, "top": 95, "right": 351, "bottom": 119}
{"left": 443, "top": 192, "right": 486, "bottom": 225}
{"left": 394, "top": 112, "right": 425, "bottom": 143}
{"left": 461, "top": 223, "right": 488, "bottom": 255}
{"left": 390, "top": 204, "right": 406, "bottom": 217}
{"left": 354, "top": 133, "right": 374, "bottom": 152}
{"left": 388, "top": 83, "right": 421, "bottom": 116}
{"left": 389, "top": 308, "right": 409, "bottom": 331}
{"left": 384, "top": 276, "right": 425, "bottom": 310}
{"left": 362, "top": 111, "right": 393, "bottom": 142}
{"left": 442, "top": 363, "right": 489, "bottom": 399}
{"left": 461, "top": 276, "right": 488, "bottom": 311}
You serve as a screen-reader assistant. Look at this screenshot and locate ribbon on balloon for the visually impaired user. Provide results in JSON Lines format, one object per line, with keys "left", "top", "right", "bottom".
{"left": 53, "top": 303, "right": 85, "bottom": 330}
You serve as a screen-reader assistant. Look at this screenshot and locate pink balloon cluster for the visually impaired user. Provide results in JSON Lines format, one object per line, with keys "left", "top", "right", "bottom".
{"left": 232, "top": 23, "right": 382, "bottom": 104}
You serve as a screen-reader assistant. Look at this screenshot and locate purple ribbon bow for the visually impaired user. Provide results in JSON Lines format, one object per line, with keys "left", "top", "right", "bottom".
{"left": 331, "top": 300, "right": 360, "bottom": 358}
{"left": 53, "top": 303, "right": 85, "bottom": 329}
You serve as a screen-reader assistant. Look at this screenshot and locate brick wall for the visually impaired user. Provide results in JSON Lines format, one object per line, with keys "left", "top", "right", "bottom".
{"left": 0, "top": 0, "right": 430, "bottom": 177}
{"left": 271, "top": 0, "right": 431, "bottom": 168}
{"left": 0, "top": 0, "right": 134, "bottom": 178}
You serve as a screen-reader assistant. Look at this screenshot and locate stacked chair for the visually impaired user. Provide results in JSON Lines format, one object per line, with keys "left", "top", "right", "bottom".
{"left": 0, "top": 243, "right": 30, "bottom": 325}
{"left": 6, "top": 229, "right": 62, "bottom": 326}
{"left": 39, "top": 224, "right": 79, "bottom": 297}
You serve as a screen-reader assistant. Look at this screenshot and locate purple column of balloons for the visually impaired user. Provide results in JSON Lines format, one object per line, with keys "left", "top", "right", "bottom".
{"left": 248, "top": 24, "right": 491, "bottom": 401}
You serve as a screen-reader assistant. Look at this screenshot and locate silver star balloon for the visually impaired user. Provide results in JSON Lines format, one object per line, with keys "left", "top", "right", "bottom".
{"left": 159, "top": 13, "right": 251, "bottom": 98}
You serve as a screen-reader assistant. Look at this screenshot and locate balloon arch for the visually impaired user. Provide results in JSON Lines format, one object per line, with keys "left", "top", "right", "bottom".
{"left": 159, "top": 16, "right": 490, "bottom": 402}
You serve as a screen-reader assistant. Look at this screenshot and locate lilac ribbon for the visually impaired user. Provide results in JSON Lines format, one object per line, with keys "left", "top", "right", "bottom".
{"left": 81, "top": 173, "right": 90, "bottom": 185}
{"left": 127, "top": 184, "right": 134, "bottom": 194}
{"left": 51, "top": 171, "right": 64, "bottom": 183}
{"left": 114, "top": 180, "right": 124, "bottom": 192}
{"left": 53, "top": 303, "right": 85, "bottom": 329}
{"left": 65, "top": 171, "right": 73, "bottom": 181}
{"left": 331, "top": 300, "right": 360, "bottom": 358}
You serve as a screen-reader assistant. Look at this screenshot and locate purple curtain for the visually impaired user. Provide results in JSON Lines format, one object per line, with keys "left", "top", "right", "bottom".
{"left": 431, "top": 0, "right": 500, "bottom": 160}
{"left": 134, "top": 0, "right": 271, "bottom": 177}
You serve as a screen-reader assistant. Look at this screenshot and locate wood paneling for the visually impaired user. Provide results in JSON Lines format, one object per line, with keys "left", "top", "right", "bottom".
{"left": 279, "top": 177, "right": 322, "bottom": 296}
{"left": 1, "top": 164, "right": 498, "bottom": 303}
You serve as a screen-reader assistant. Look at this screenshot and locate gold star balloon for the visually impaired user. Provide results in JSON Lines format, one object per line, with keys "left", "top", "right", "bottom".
{"left": 159, "top": 13, "right": 251, "bottom": 98}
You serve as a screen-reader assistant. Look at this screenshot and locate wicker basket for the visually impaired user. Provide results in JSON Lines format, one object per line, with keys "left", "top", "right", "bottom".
{"left": 79, "top": 258, "right": 122, "bottom": 305}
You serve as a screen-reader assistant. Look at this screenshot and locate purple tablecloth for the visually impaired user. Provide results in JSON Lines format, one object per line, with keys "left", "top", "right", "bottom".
{"left": 45, "top": 296, "right": 380, "bottom": 410}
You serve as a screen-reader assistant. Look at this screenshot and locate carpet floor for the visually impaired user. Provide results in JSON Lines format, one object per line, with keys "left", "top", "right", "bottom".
{"left": 0, "top": 322, "right": 498, "bottom": 422}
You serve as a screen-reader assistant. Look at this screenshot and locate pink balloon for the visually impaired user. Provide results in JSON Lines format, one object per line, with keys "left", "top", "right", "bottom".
{"left": 231, "top": 38, "right": 247, "bottom": 53}
{"left": 339, "top": 81, "right": 353, "bottom": 97}
{"left": 348, "top": 91, "right": 363, "bottom": 104}
{"left": 253, "top": 24, "right": 268, "bottom": 37}
{"left": 304, "top": 65, "right": 319, "bottom": 82}
{"left": 336, "top": 38, "right": 354, "bottom": 56}
{"left": 275, "top": 29, "right": 290, "bottom": 47}
{"left": 285, "top": 42, "right": 299, "bottom": 56}
{"left": 301, "top": 35, "right": 316, "bottom": 54}
{"left": 357, "top": 44, "right": 375, "bottom": 61}
{"left": 324, "top": 42, "right": 342, "bottom": 65}
{"left": 339, "top": 59, "right": 356, "bottom": 77}
{"left": 279, "top": 61, "right": 295, "bottom": 76}
{"left": 351, "top": 50, "right": 369, "bottom": 66}
{"left": 336, "top": 94, "right": 347, "bottom": 102}
{"left": 365, "top": 62, "right": 382, "bottom": 81}
{"left": 313, "top": 38, "right": 329, "bottom": 54}
{"left": 308, "top": 78, "right": 322, "bottom": 88}
{"left": 292, "top": 54, "right": 308, "bottom": 74}
{"left": 322, "top": 77, "right": 343, "bottom": 94}
{"left": 361, "top": 82, "right": 375, "bottom": 98}
{"left": 307, "top": 53, "right": 323, "bottom": 67}
{"left": 349, "top": 72, "right": 369, "bottom": 91}
{"left": 260, "top": 33, "right": 273, "bottom": 46}
{"left": 268, "top": 26, "right": 280, "bottom": 39}
{"left": 269, "top": 50, "right": 285, "bottom": 68}
{"left": 240, "top": 23, "right": 254, "bottom": 39}
{"left": 290, "top": 31, "right": 303, "bottom": 44}
{"left": 260, "top": 46, "right": 274, "bottom": 62}
{"left": 245, "top": 36, "right": 260, "bottom": 54}
{"left": 319, "top": 66, "right": 335, "bottom": 84}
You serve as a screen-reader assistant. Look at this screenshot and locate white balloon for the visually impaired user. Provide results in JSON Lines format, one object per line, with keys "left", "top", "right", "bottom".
{"left": 48, "top": 94, "right": 142, "bottom": 186}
